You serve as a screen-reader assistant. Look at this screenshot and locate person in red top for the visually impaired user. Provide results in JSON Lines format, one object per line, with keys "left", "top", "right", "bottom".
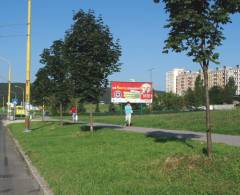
{"left": 70, "top": 106, "right": 78, "bottom": 122}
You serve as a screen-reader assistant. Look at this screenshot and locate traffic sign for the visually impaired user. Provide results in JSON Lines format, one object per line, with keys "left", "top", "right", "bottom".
{"left": 12, "top": 98, "right": 18, "bottom": 105}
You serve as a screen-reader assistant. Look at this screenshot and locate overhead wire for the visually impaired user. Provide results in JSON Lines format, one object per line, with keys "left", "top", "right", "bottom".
{"left": 0, "top": 23, "right": 27, "bottom": 38}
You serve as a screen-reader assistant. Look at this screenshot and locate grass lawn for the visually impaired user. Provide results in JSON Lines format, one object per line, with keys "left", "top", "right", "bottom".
{"left": 75, "top": 110, "right": 240, "bottom": 135}
{"left": 9, "top": 122, "right": 240, "bottom": 195}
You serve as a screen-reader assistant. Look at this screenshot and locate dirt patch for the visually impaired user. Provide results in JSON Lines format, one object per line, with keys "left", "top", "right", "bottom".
{"left": 163, "top": 154, "right": 206, "bottom": 172}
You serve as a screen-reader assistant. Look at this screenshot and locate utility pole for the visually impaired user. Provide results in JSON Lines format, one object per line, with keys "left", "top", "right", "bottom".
{"left": 25, "top": 0, "right": 32, "bottom": 132}
{"left": 7, "top": 65, "right": 11, "bottom": 119}
{"left": 148, "top": 68, "right": 155, "bottom": 83}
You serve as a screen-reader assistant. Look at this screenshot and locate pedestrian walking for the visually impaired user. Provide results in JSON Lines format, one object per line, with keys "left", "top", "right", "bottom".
{"left": 124, "top": 102, "right": 133, "bottom": 126}
{"left": 70, "top": 106, "right": 78, "bottom": 122}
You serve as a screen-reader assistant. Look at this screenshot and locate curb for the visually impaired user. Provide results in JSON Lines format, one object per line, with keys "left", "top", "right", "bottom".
{"left": 4, "top": 122, "right": 54, "bottom": 195}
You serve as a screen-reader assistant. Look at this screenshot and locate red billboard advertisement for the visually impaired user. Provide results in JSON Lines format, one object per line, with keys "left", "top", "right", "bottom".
{"left": 111, "top": 81, "right": 153, "bottom": 103}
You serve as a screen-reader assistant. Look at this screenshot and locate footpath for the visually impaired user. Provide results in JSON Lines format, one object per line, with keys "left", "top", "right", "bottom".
{"left": 88, "top": 122, "right": 240, "bottom": 147}
{"left": 4, "top": 117, "right": 240, "bottom": 146}
{"left": 11, "top": 117, "right": 239, "bottom": 147}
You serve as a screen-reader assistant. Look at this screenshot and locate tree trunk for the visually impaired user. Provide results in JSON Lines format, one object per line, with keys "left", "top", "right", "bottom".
{"left": 42, "top": 103, "right": 45, "bottom": 121}
{"left": 60, "top": 103, "right": 63, "bottom": 126}
{"left": 95, "top": 102, "right": 100, "bottom": 113}
{"left": 203, "top": 67, "right": 212, "bottom": 158}
{"left": 90, "top": 111, "right": 93, "bottom": 132}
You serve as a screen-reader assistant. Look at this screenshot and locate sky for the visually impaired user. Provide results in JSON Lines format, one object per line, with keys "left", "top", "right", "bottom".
{"left": 0, "top": 0, "right": 240, "bottom": 90}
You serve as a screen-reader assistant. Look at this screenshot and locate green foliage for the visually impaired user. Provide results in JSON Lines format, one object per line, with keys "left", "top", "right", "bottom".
{"left": 208, "top": 77, "right": 237, "bottom": 105}
{"left": 64, "top": 10, "right": 121, "bottom": 103}
{"left": 184, "top": 88, "right": 196, "bottom": 107}
{"left": 32, "top": 9, "right": 121, "bottom": 110}
{"left": 0, "top": 83, "right": 25, "bottom": 106}
{"left": 9, "top": 122, "right": 240, "bottom": 194}
{"left": 224, "top": 76, "right": 237, "bottom": 104}
{"left": 209, "top": 86, "right": 224, "bottom": 104}
{"left": 153, "top": 92, "right": 184, "bottom": 111}
{"left": 194, "top": 75, "right": 204, "bottom": 106}
{"left": 155, "top": 1, "right": 240, "bottom": 155}
{"left": 161, "top": 0, "right": 233, "bottom": 67}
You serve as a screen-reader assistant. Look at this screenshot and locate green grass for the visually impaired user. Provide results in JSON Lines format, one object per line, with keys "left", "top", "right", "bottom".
{"left": 76, "top": 110, "right": 240, "bottom": 135}
{"left": 84, "top": 103, "right": 110, "bottom": 113}
{"left": 9, "top": 122, "right": 240, "bottom": 194}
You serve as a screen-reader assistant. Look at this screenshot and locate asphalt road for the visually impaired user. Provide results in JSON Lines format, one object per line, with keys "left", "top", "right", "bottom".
{"left": 0, "top": 118, "right": 41, "bottom": 195}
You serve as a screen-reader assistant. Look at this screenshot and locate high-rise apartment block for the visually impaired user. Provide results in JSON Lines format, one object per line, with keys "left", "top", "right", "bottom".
{"left": 166, "top": 65, "right": 240, "bottom": 96}
{"left": 176, "top": 71, "right": 200, "bottom": 96}
{"left": 165, "top": 68, "right": 184, "bottom": 94}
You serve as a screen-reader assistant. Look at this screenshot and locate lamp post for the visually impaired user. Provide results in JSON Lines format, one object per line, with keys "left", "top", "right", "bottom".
{"left": 0, "top": 57, "right": 12, "bottom": 120}
{"left": 15, "top": 85, "right": 25, "bottom": 107}
{"left": 25, "top": 0, "right": 32, "bottom": 132}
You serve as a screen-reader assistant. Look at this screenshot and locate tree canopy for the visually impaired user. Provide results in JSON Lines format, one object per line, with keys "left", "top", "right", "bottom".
{"left": 32, "top": 10, "right": 121, "bottom": 110}
{"left": 224, "top": 76, "right": 237, "bottom": 103}
{"left": 154, "top": 0, "right": 240, "bottom": 157}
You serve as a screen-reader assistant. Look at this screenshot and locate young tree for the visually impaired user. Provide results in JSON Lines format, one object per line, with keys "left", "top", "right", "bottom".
{"left": 154, "top": 0, "right": 240, "bottom": 157}
{"left": 64, "top": 10, "right": 121, "bottom": 106}
{"left": 224, "top": 77, "right": 237, "bottom": 103}
{"left": 209, "top": 86, "right": 224, "bottom": 104}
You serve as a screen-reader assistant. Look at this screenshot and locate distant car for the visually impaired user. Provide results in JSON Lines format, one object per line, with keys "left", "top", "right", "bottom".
{"left": 197, "top": 106, "right": 213, "bottom": 111}
{"left": 99, "top": 101, "right": 105, "bottom": 104}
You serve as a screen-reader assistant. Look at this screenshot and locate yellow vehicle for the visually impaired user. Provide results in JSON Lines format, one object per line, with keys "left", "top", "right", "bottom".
{"left": 16, "top": 106, "right": 25, "bottom": 116}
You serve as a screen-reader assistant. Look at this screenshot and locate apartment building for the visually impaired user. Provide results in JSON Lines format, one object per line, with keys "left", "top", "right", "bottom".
{"left": 166, "top": 65, "right": 240, "bottom": 96}
{"left": 165, "top": 68, "right": 184, "bottom": 93}
{"left": 176, "top": 71, "right": 200, "bottom": 96}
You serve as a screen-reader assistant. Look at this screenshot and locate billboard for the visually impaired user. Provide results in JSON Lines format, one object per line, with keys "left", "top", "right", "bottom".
{"left": 111, "top": 81, "right": 153, "bottom": 103}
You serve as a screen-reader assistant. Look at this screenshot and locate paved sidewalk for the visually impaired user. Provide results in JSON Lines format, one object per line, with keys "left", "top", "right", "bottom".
{"left": 91, "top": 122, "right": 240, "bottom": 147}
{"left": 5, "top": 118, "right": 240, "bottom": 147}
{"left": 0, "top": 119, "right": 41, "bottom": 195}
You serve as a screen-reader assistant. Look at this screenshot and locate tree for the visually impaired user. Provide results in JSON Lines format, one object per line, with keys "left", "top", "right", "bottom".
{"left": 184, "top": 88, "right": 196, "bottom": 107}
{"left": 32, "top": 40, "right": 71, "bottom": 124}
{"left": 209, "top": 86, "right": 224, "bottom": 104}
{"left": 194, "top": 75, "right": 204, "bottom": 107}
{"left": 224, "top": 77, "right": 237, "bottom": 103}
{"left": 64, "top": 10, "right": 121, "bottom": 106}
{"left": 154, "top": 0, "right": 240, "bottom": 157}
{"left": 158, "top": 92, "right": 184, "bottom": 111}
{"left": 32, "top": 10, "right": 121, "bottom": 129}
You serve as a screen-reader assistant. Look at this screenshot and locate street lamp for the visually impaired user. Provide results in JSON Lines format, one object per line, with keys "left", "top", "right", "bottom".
{"left": 0, "top": 56, "right": 12, "bottom": 120}
{"left": 15, "top": 85, "right": 25, "bottom": 107}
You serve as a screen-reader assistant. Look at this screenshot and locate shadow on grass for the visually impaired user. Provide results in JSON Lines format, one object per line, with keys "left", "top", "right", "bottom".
{"left": 146, "top": 131, "right": 202, "bottom": 149}
{"left": 80, "top": 124, "right": 121, "bottom": 132}
{"left": 63, "top": 121, "right": 87, "bottom": 126}
{"left": 30, "top": 122, "right": 55, "bottom": 131}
